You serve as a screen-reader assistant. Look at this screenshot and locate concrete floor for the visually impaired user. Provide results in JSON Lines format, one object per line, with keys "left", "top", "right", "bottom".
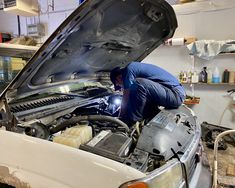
{"left": 203, "top": 142, "right": 235, "bottom": 187}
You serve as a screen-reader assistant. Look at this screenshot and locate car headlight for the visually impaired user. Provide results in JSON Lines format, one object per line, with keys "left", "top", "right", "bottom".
{"left": 119, "top": 159, "right": 185, "bottom": 188}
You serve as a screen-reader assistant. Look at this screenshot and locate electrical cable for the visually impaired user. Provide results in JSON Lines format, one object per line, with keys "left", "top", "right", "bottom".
{"left": 171, "top": 148, "right": 189, "bottom": 188}
{"left": 218, "top": 90, "right": 235, "bottom": 127}
{"left": 50, "top": 115, "right": 130, "bottom": 134}
{"left": 17, "top": 15, "right": 21, "bottom": 36}
{"left": 218, "top": 105, "right": 229, "bottom": 127}
{"left": 212, "top": 130, "right": 235, "bottom": 188}
{"left": 39, "top": 0, "right": 55, "bottom": 15}
{"left": 211, "top": 90, "right": 235, "bottom": 187}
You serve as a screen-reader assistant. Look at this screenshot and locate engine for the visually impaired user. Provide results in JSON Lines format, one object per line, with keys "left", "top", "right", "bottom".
{"left": 7, "top": 92, "right": 197, "bottom": 173}
{"left": 50, "top": 97, "right": 196, "bottom": 173}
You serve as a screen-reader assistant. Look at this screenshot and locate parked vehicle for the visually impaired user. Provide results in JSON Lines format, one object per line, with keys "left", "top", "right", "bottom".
{"left": 0, "top": 0, "right": 211, "bottom": 187}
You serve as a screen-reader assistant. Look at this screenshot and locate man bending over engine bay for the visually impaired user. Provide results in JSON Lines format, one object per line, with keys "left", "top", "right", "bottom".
{"left": 110, "top": 62, "right": 186, "bottom": 125}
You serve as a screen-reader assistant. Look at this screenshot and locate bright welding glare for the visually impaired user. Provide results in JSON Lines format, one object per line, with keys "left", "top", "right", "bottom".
{"left": 113, "top": 98, "right": 122, "bottom": 106}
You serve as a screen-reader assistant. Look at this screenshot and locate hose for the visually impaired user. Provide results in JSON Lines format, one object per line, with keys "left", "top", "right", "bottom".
{"left": 50, "top": 115, "right": 130, "bottom": 134}
{"left": 212, "top": 130, "right": 235, "bottom": 188}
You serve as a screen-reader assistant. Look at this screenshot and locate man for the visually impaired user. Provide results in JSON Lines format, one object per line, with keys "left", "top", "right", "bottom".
{"left": 110, "top": 62, "right": 185, "bottom": 125}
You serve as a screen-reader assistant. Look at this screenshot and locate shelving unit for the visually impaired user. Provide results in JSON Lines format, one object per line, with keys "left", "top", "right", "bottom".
{"left": 218, "top": 52, "right": 235, "bottom": 56}
{"left": 0, "top": 43, "right": 39, "bottom": 92}
{"left": 0, "top": 43, "right": 39, "bottom": 59}
{"left": 181, "top": 82, "right": 235, "bottom": 86}
{"left": 184, "top": 98, "right": 200, "bottom": 105}
{"left": 177, "top": 49, "right": 235, "bottom": 106}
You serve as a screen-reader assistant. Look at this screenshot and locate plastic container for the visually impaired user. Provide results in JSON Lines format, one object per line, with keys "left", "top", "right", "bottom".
{"left": 229, "top": 71, "right": 235, "bottom": 84}
{"left": 199, "top": 67, "right": 207, "bottom": 83}
{"left": 182, "top": 71, "right": 187, "bottom": 83}
{"left": 212, "top": 67, "right": 220, "bottom": 83}
{"left": 222, "top": 69, "right": 230, "bottom": 83}
{"left": 191, "top": 71, "right": 199, "bottom": 83}
{"left": 178, "top": 71, "right": 184, "bottom": 83}
{"left": 207, "top": 69, "right": 213, "bottom": 83}
{"left": 187, "top": 71, "right": 193, "bottom": 83}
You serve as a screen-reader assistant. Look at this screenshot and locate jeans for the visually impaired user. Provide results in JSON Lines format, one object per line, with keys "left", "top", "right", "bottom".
{"left": 123, "top": 78, "right": 185, "bottom": 123}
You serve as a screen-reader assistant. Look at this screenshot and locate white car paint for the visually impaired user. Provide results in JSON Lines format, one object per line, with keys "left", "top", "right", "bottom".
{"left": 0, "top": 130, "right": 145, "bottom": 188}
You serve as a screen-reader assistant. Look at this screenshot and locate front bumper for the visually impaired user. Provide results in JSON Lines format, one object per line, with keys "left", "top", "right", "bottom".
{"left": 189, "top": 149, "right": 212, "bottom": 188}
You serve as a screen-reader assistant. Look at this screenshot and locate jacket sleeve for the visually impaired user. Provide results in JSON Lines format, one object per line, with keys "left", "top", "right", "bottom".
{"left": 122, "top": 62, "right": 139, "bottom": 89}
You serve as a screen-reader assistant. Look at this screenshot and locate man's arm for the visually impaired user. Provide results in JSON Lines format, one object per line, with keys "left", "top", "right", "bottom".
{"left": 119, "top": 62, "right": 139, "bottom": 121}
{"left": 119, "top": 89, "right": 130, "bottom": 118}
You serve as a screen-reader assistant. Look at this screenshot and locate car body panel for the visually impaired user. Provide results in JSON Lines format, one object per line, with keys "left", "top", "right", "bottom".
{"left": 0, "top": 130, "right": 145, "bottom": 188}
{"left": 189, "top": 158, "right": 212, "bottom": 188}
{"left": 3, "top": 0, "right": 177, "bottom": 99}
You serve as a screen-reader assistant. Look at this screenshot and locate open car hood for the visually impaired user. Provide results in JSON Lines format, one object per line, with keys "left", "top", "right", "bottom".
{"left": 5, "top": 0, "right": 177, "bottom": 98}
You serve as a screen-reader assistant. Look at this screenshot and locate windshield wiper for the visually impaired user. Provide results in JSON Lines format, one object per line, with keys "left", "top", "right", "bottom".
{"left": 52, "top": 92, "right": 86, "bottom": 98}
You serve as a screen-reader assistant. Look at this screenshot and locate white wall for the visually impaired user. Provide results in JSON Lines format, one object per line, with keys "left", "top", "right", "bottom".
{"left": 0, "top": 0, "right": 78, "bottom": 42}
{"left": 145, "top": 0, "right": 235, "bottom": 129}
{"left": 0, "top": 0, "right": 235, "bottom": 128}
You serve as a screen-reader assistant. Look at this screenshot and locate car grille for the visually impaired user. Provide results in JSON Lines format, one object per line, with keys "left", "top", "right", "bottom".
{"left": 187, "top": 153, "right": 198, "bottom": 180}
{"left": 10, "top": 96, "right": 75, "bottom": 113}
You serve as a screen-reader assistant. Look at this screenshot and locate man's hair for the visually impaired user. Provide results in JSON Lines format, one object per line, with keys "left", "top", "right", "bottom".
{"left": 110, "top": 67, "right": 122, "bottom": 90}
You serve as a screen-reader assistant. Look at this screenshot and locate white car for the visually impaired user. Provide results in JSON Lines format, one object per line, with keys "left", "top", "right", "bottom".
{"left": 0, "top": 0, "right": 211, "bottom": 187}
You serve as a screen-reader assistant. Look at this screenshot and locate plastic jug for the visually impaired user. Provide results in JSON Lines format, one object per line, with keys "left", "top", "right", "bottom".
{"left": 212, "top": 67, "right": 220, "bottom": 83}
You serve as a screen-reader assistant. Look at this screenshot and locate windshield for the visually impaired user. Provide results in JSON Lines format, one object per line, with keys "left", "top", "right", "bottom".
{"left": 47, "top": 82, "right": 105, "bottom": 94}
{"left": 9, "top": 81, "right": 112, "bottom": 104}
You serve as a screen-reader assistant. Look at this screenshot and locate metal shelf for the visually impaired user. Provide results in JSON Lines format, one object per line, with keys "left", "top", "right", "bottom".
{"left": 184, "top": 100, "right": 200, "bottom": 105}
{"left": 0, "top": 43, "right": 39, "bottom": 59}
{"left": 218, "top": 52, "right": 235, "bottom": 56}
{"left": 181, "top": 82, "right": 235, "bottom": 86}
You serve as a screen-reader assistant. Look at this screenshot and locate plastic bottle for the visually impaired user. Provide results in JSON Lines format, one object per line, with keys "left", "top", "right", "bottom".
{"left": 178, "top": 71, "right": 183, "bottom": 83}
{"left": 182, "top": 71, "right": 188, "bottom": 83}
{"left": 222, "top": 69, "right": 230, "bottom": 83}
{"left": 191, "top": 71, "right": 199, "bottom": 83}
{"left": 207, "top": 68, "right": 213, "bottom": 83}
{"left": 187, "top": 71, "right": 193, "bottom": 83}
{"left": 229, "top": 71, "right": 235, "bottom": 84}
{"left": 199, "top": 67, "right": 207, "bottom": 83}
{"left": 212, "top": 67, "right": 220, "bottom": 83}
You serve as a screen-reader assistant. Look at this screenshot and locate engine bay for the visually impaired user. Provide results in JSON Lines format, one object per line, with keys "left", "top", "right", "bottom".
{"left": 4, "top": 85, "right": 197, "bottom": 173}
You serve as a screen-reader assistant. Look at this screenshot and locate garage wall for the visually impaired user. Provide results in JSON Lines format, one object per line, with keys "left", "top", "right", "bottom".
{"left": 145, "top": 0, "right": 235, "bottom": 129}
{"left": 0, "top": 0, "right": 78, "bottom": 42}
{"left": 0, "top": 0, "right": 235, "bottom": 128}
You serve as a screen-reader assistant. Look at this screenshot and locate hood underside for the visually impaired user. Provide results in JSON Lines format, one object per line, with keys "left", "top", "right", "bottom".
{"left": 6, "top": 0, "right": 177, "bottom": 98}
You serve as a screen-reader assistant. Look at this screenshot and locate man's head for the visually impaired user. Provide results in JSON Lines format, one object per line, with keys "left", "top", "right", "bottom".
{"left": 110, "top": 67, "right": 123, "bottom": 90}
